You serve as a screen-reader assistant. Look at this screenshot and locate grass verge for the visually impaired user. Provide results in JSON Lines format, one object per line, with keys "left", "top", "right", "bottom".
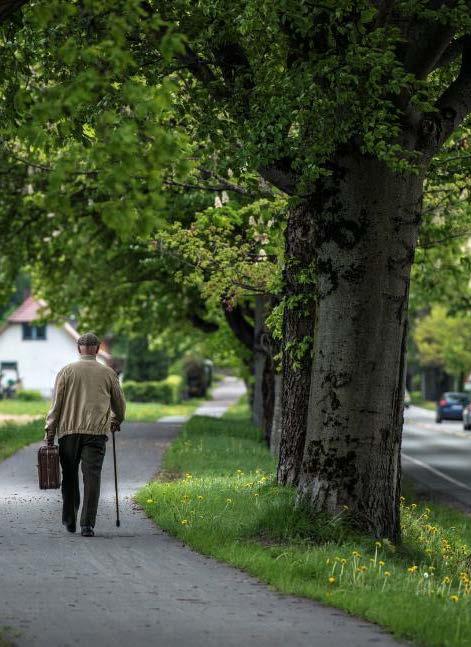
{"left": 410, "top": 391, "right": 436, "bottom": 411}
{"left": 0, "top": 399, "right": 203, "bottom": 423}
{"left": 137, "top": 401, "right": 471, "bottom": 647}
{"left": 0, "top": 400, "right": 203, "bottom": 463}
{"left": 0, "top": 420, "right": 44, "bottom": 462}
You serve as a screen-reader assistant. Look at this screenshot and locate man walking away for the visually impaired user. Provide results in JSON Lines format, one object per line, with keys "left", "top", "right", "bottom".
{"left": 45, "top": 332, "right": 126, "bottom": 537}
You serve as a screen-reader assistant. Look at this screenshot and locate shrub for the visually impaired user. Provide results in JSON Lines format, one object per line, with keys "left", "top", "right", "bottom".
{"left": 123, "top": 374, "right": 183, "bottom": 404}
{"left": 16, "top": 389, "right": 43, "bottom": 401}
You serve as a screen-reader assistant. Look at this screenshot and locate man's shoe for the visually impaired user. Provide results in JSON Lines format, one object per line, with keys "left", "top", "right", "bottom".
{"left": 63, "top": 521, "right": 76, "bottom": 533}
{"left": 81, "top": 526, "right": 94, "bottom": 537}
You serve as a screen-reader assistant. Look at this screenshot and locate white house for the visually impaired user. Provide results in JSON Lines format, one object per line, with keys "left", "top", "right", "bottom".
{"left": 0, "top": 296, "right": 111, "bottom": 397}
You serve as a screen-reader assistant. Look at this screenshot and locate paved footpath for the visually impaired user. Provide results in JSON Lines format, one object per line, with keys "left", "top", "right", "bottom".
{"left": 0, "top": 377, "right": 403, "bottom": 647}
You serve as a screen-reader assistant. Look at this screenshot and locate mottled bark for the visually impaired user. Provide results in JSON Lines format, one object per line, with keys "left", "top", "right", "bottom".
{"left": 261, "top": 353, "right": 275, "bottom": 445}
{"left": 277, "top": 201, "right": 316, "bottom": 485}
{"left": 297, "top": 153, "right": 424, "bottom": 542}
{"left": 270, "top": 373, "right": 282, "bottom": 457}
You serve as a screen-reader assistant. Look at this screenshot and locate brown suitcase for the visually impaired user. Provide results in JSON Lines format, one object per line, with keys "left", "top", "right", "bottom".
{"left": 37, "top": 444, "right": 61, "bottom": 489}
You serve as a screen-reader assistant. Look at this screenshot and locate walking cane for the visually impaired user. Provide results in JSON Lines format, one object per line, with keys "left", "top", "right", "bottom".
{"left": 112, "top": 429, "right": 120, "bottom": 527}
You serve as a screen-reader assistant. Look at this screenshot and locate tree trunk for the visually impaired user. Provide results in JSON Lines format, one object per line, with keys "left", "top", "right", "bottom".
{"left": 252, "top": 295, "right": 267, "bottom": 428}
{"left": 270, "top": 373, "right": 282, "bottom": 456}
{"left": 297, "top": 153, "right": 424, "bottom": 542}
{"left": 261, "top": 353, "right": 276, "bottom": 445}
{"left": 277, "top": 201, "right": 317, "bottom": 485}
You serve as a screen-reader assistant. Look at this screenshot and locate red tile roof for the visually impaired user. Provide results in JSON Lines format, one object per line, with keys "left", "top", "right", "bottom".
{"left": 7, "top": 296, "right": 48, "bottom": 323}
{"left": 7, "top": 296, "right": 112, "bottom": 363}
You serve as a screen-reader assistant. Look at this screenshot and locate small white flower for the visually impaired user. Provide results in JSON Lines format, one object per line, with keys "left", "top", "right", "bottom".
{"left": 423, "top": 572, "right": 429, "bottom": 579}
{"left": 214, "top": 196, "right": 223, "bottom": 208}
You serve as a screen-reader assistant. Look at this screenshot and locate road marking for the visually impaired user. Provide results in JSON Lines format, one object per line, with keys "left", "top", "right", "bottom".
{"left": 402, "top": 453, "right": 471, "bottom": 492}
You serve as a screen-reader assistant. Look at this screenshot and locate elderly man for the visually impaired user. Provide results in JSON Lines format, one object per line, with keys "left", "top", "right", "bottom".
{"left": 45, "top": 332, "right": 126, "bottom": 537}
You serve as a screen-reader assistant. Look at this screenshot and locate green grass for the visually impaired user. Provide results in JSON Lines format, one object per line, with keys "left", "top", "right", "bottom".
{"left": 125, "top": 399, "right": 203, "bottom": 422}
{"left": 0, "top": 399, "right": 203, "bottom": 463}
{"left": 0, "top": 400, "right": 49, "bottom": 416}
{"left": 137, "top": 402, "right": 471, "bottom": 647}
{"left": 0, "top": 420, "right": 44, "bottom": 462}
{"left": 0, "top": 399, "right": 203, "bottom": 422}
{"left": 410, "top": 391, "right": 436, "bottom": 411}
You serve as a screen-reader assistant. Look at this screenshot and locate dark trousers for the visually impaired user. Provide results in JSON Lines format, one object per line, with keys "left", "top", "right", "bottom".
{"left": 59, "top": 434, "right": 107, "bottom": 528}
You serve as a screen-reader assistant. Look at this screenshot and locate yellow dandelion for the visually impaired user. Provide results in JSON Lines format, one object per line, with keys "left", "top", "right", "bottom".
{"left": 328, "top": 576, "right": 336, "bottom": 584}
{"left": 379, "top": 560, "right": 385, "bottom": 567}
{"left": 443, "top": 576, "right": 452, "bottom": 585}
{"left": 375, "top": 541, "right": 382, "bottom": 547}
{"left": 180, "top": 519, "right": 189, "bottom": 525}
{"left": 226, "top": 498, "right": 233, "bottom": 504}
{"left": 146, "top": 499, "right": 154, "bottom": 504}
{"left": 384, "top": 571, "right": 391, "bottom": 577}
{"left": 407, "top": 565, "right": 418, "bottom": 574}
{"left": 197, "top": 495, "right": 204, "bottom": 501}
{"left": 450, "top": 595, "right": 459, "bottom": 603}
{"left": 352, "top": 551, "right": 361, "bottom": 558}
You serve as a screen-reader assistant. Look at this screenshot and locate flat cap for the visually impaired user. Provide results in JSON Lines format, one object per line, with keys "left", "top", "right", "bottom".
{"left": 77, "top": 332, "right": 100, "bottom": 347}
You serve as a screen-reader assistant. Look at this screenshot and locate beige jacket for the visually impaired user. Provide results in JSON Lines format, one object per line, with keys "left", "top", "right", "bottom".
{"left": 45, "top": 355, "right": 126, "bottom": 441}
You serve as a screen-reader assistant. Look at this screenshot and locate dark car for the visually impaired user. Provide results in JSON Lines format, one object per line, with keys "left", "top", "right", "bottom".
{"left": 436, "top": 392, "right": 470, "bottom": 423}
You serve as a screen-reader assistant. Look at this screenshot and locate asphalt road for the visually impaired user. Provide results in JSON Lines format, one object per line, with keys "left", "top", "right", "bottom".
{"left": 0, "top": 378, "right": 402, "bottom": 647}
{"left": 403, "top": 404, "right": 471, "bottom": 508}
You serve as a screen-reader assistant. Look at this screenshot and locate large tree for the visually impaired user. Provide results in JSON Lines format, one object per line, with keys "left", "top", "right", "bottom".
{"left": 132, "top": 1, "right": 471, "bottom": 540}
{"left": 4, "top": 0, "right": 471, "bottom": 540}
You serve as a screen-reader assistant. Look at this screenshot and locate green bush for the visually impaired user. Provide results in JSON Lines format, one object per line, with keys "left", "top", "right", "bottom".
{"left": 16, "top": 389, "right": 43, "bottom": 401}
{"left": 123, "top": 375, "right": 183, "bottom": 404}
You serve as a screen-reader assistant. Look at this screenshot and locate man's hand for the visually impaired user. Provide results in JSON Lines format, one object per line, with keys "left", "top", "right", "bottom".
{"left": 110, "top": 421, "right": 120, "bottom": 434}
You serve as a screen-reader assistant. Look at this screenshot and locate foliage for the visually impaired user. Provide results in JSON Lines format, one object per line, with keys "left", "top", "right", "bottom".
{"left": 15, "top": 389, "right": 43, "bottom": 401}
{"left": 158, "top": 198, "right": 285, "bottom": 308}
{"left": 414, "top": 306, "right": 471, "bottom": 378}
{"left": 122, "top": 374, "right": 183, "bottom": 404}
{"left": 125, "top": 338, "right": 170, "bottom": 382}
{"left": 0, "top": 0, "right": 189, "bottom": 303}
{"left": 137, "top": 403, "right": 471, "bottom": 647}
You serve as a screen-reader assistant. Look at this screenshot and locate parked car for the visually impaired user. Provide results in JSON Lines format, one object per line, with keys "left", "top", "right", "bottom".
{"left": 404, "top": 389, "right": 411, "bottom": 408}
{"left": 436, "top": 392, "right": 470, "bottom": 423}
{"left": 463, "top": 403, "right": 471, "bottom": 430}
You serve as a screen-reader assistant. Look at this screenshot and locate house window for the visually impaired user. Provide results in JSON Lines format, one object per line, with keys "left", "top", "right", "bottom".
{"left": 22, "top": 323, "right": 47, "bottom": 340}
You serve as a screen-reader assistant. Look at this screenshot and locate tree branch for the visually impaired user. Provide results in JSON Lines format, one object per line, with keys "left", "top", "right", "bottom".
{"left": 426, "top": 36, "right": 471, "bottom": 156}
{"left": 259, "top": 160, "right": 298, "bottom": 196}
{"left": 0, "top": 0, "right": 28, "bottom": 23}
{"left": 224, "top": 304, "right": 254, "bottom": 350}
{"left": 433, "top": 35, "right": 468, "bottom": 70}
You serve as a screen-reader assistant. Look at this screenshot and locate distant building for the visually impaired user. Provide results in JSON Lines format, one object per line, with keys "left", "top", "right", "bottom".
{"left": 0, "top": 296, "right": 111, "bottom": 397}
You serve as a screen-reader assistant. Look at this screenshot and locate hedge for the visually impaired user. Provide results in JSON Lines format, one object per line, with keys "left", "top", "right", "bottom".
{"left": 122, "top": 374, "right": 183, "bottom": 404}
{"left": 16, "top": 389, "right": 43, "bottom": 401}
